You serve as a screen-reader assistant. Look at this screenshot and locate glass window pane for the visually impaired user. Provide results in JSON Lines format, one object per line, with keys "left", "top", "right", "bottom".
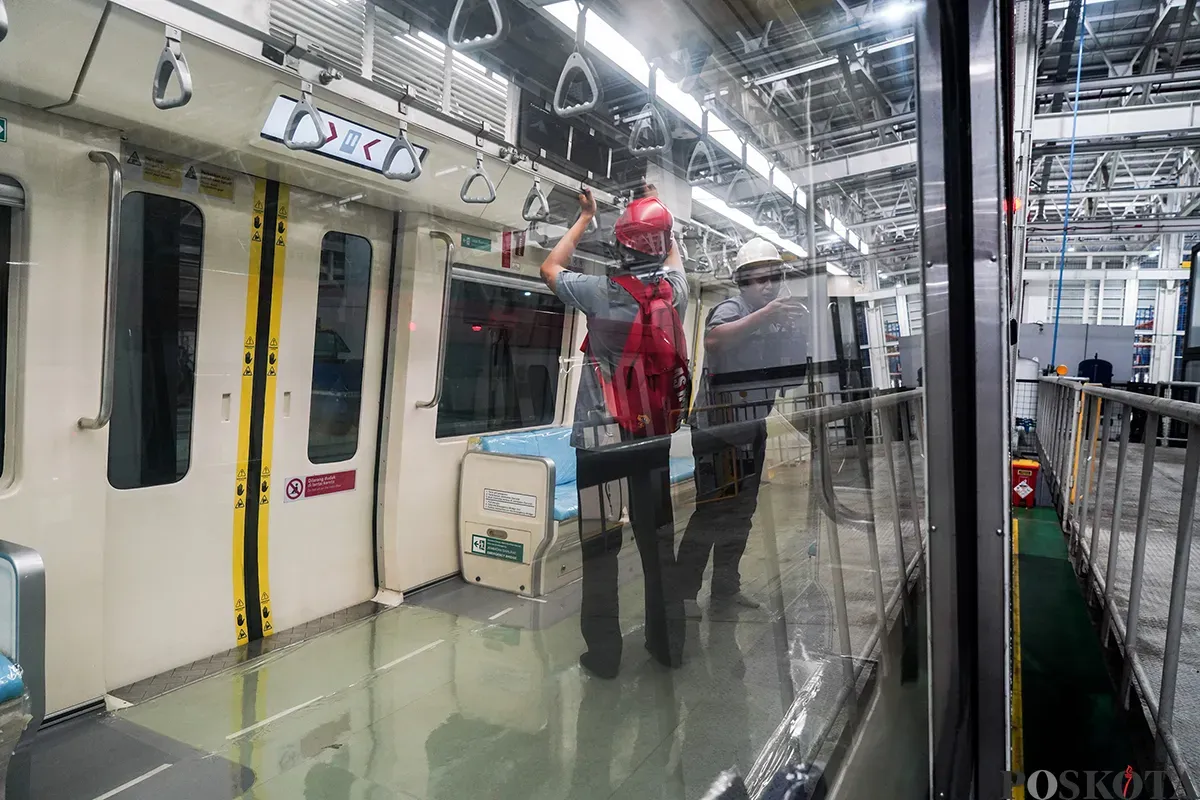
{"left": 436, "top": 277, "right": 566, "bottom": 438}
{"left": 308, "top": 231, "right": 372, "bottom": 464}
{"left": 108, "top": 193, "right": 203, "bottom": 489}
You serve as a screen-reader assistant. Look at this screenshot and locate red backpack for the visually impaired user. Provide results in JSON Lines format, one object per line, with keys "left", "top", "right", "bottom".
{"left": 581, "top": 274, "right": 692, "bottom": 437}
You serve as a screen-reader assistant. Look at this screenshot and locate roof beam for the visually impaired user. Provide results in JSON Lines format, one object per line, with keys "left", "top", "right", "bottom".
{"left": 802, "top": 141, "right": 918, "bottom": 185}
{"left": 1037, "top": 65, "right": 1200, "bottom": 94}
{"left": 1032, "top": 100, "right": 1200, "bottom": 141}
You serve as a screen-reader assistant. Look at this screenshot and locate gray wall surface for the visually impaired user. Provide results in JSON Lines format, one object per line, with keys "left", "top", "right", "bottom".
{"left": 1017, "top": 323, "right": 1135, "bottom": 382}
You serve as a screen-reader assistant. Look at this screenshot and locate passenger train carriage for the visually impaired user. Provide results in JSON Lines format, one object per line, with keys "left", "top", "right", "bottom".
{"left": 0, "top": 0, "right": 1032, "bottom": 796}
{"left": 0, "top": 0, "right": 848, "bottom": 716}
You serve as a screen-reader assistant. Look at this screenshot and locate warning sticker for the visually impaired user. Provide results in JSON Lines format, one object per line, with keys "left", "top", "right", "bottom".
{"left": 283, "top": 470, "right": 357, "bottom": 502}
{"left": 483, "top": 488, "right": 537, "bottom": 518}
{"left": 122, "top": 145, "right": 236, "bottom": 202}
{"left": 1014, "top": 481, "right": 1033, "bottom": 499}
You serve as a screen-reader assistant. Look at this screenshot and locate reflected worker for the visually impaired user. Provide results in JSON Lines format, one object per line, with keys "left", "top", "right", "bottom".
{"left": 539, "top": 186, "right": 691, "bottom": 678}
{"left": 678, "top": 238, "right": 807, "bottom": 616}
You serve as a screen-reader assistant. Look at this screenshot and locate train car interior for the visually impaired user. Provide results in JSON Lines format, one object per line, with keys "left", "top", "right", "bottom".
{"left": 4, "top": 0, "right": 1188, "bottom": 797}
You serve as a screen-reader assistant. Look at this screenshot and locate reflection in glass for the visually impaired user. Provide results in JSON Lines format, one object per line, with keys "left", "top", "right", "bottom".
{"left": 309, "top": 231, "right": 373, "bottom": 464}
{"left": 108, "top": 193, "right": 203, "bottom": 489}
{"left": 436, "top": 277, "right": 566, "bottom": 438}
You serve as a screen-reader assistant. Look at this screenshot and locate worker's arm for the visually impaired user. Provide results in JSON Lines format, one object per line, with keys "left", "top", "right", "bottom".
{"left": 540, "top": 189, "right": 597, "bottom": 292}
{"left": 704, "top": 299, "right": 790, "bottom": 351}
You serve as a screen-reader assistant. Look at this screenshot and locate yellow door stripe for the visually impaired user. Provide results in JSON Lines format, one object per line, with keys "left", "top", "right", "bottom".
{"left": 256, "top": 184, "right": 288, "bottom": 637}
{"left": 1012, "top": 518, "right": 1024, "bottom": 800}
{"left": 232, "top": 179, "right": 268, "bottom": 644}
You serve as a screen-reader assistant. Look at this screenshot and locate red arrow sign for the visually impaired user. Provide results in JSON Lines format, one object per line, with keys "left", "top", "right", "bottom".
{"left": 362, "top": 138, "right": 381, "bottom": 160}
{"left": 328, "top": 121, "right": 338, "bottom": 141}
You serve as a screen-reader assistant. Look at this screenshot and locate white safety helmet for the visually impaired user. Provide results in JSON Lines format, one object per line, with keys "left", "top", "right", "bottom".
{"left": 734, "top": 238, "right": 783, "bottom": 272}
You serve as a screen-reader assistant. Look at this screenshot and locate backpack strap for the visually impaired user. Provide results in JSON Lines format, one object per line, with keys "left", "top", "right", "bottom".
{"left": 610, "top": 273, "right": 673, "bottom": 311}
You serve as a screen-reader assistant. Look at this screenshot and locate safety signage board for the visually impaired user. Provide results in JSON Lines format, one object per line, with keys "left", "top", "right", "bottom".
{"left": 259, "top": 96, "right": 429, "bottom": 176}
{"left": 122, "top": 146, "right": 235, "bottom": 201}
{"left": 461, "top": 234, "right": 492, "bottom": 252}
{"left": 284, "top": 470, "right": 357, "bottom": 502}
{"left": 483, "top": 488, "right": 536, "bottom": 518}
{"left": 470, "top": 534, "right": 524, "bottom": 563}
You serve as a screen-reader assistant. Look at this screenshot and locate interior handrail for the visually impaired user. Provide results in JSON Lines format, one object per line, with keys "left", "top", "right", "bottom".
{"left": 552, "top": 3, "right": 600, "bottom": 118}
{"left": 78, "top": 151, "right": 122, "bottom": 430}
{"left": 152, "top": 25, "right": 194, "bottom": 110}
{"left": 416, "top": 232, "right": 455, "bottom": 409}
{"left": 447, "top": 0, "right": 505, "bottom": 53}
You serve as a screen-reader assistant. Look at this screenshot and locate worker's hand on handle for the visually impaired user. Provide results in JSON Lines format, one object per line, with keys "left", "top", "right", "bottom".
{"left": 578, "top": 188, "right": 597, "bottom": 220}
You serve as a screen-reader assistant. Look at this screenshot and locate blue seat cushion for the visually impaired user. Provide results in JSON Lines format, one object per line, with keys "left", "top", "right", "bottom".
{"left": 476, "top": 428, "right": 576, "bottom": 486}
{"left": 553, "top": 484, "right": 579, "bottom": 522}
{"left": 0, "top": 655, "right": 24, "bottom": 704}
{"left": 669, "top": 457, "right": 695, "bottom": 485}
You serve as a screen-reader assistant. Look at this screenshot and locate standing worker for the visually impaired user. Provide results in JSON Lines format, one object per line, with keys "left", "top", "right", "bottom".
{"left": 540, "top": 186, "right": 692, "bottom": 678}
{"left": 677, "top": 238, "right": 807, "bottom": 616}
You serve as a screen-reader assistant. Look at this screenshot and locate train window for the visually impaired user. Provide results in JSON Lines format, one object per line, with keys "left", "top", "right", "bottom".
{"left": 108, "top": 193, "right": 204, "bottom": 489}
{"left": 308, "top": 232, "right": 372, "bottom": 464}
{"left": 436, "top": 277, "right": 566, "bottom": 439}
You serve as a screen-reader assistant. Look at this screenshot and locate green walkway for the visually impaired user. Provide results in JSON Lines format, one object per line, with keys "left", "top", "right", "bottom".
{"left": 1014, "top": 506, "right": 1142, "bottom": 777}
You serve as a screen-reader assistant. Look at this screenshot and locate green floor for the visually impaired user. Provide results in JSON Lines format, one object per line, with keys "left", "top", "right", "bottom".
{"left": 1015, "top": 506, "right": 1142, "bottom": 776}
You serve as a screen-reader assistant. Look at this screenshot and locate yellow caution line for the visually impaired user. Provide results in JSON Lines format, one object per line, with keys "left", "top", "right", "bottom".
{"left": 1012, "top": 518, "right": 1024, "bottom": 800}
{"left": 256, "top": 184, "right": 288, "bottom": 637}
{"left": 231, "top": 179, "right": 267, "bottom": 645}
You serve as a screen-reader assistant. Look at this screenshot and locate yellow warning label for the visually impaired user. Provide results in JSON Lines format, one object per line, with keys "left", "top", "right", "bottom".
{"left": 122, "top": 144, "right": 237, "bottom": 203}
{"left": 231, "top": 178, "right": 267, "bottom": 646}
{"left": 141, "top": 152, "right": 183, "bottom": 188}
{"left": 199, "top": 170, "right": 235, "bottom": 201}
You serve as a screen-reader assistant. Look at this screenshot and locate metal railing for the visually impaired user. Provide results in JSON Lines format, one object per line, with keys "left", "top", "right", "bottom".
{"left": 744, "top": 388, "right": 926, "bottom": 796}
{"left": 1037, "top": 376, "right": 1200, "bottom": 796}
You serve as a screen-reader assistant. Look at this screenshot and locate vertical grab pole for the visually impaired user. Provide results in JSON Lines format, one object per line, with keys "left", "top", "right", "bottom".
{"left": 415, "top": 232, "right": 455, "bottom": 409}
{"left": 78, "top": 151, "right": 123, "bottom": 430}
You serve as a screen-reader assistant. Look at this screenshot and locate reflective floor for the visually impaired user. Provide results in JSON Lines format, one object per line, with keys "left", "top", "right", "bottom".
{"left": 33, "top": 443, "right": 924, "bottom": 799}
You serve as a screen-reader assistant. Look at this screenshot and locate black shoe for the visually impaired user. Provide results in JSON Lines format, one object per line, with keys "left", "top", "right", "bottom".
{"left": 579, "top": 652, "right": 619, "bottom": 679}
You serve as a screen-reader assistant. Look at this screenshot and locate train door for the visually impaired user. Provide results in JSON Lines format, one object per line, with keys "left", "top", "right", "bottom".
{"left": 103, "top": 157, "right": 392, "bottom": 690}
{"left": 262, "top": 183, "right": 391, "bottom": 634}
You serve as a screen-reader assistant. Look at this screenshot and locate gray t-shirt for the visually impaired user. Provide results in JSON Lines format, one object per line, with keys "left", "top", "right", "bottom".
{"left": 554, "top": 269, "right": 689, "bottom": 449}
{"left": 694, "top": 294, "right": 809, "bottom": 430}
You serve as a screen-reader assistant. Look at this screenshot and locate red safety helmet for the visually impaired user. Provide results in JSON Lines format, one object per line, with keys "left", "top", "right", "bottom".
{"left": 614, "top": 196, "right": 674, "bottom": 257}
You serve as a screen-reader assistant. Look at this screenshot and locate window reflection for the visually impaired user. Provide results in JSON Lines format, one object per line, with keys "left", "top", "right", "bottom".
{"left": 308, "top": 231, "right": 372, "bottom": 464}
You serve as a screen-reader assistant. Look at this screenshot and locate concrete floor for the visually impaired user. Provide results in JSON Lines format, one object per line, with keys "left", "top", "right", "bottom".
{"left": 28, "top": 436, "right": 926, "bottom": 800}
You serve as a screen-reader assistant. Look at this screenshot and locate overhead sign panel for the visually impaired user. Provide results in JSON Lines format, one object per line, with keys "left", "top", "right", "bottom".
{"left": 260, "top": 96, "right": 429, "bottom": 177}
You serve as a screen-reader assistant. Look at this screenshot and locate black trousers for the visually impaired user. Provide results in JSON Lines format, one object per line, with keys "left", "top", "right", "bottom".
{"left": 576, "top": 436, "right": 683, "bottom": 670}
{"left": 677, "top": 426, "right": 767, "bottom": 601}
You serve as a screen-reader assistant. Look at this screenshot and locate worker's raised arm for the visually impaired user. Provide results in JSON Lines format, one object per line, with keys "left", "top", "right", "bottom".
{"left": 540, "top": 189, "right": 597, "bottom": 292}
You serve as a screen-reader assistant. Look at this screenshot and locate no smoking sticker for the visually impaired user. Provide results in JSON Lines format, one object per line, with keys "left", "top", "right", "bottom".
{"left": 283, "top": 471, "right": 356, "bottom": 502}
